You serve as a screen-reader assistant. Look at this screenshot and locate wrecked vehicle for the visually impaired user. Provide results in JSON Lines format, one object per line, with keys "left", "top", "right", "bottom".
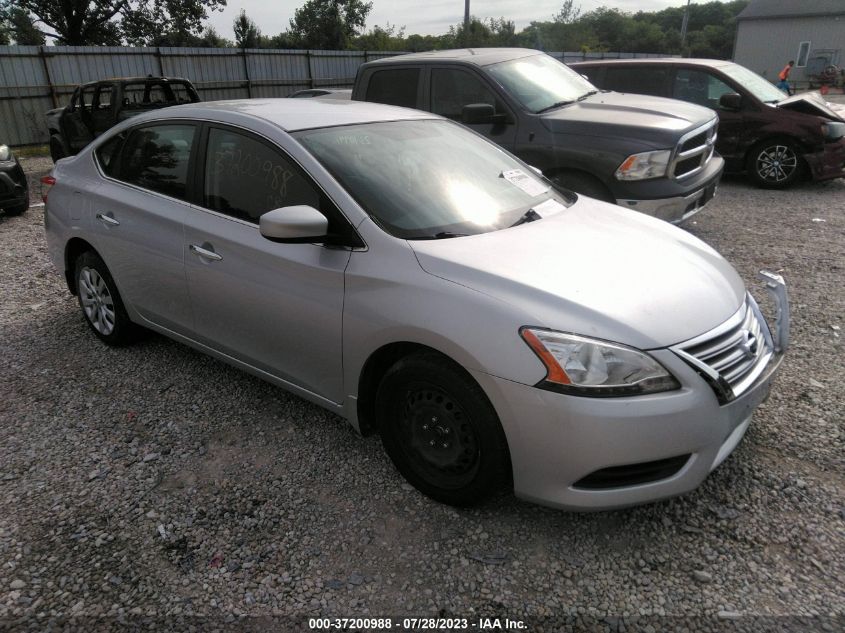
{"left": 572, "top": 58, "right": 845, "bottom": 188}
{"left": 45, "top": 77, "right": 200, "bottom": 163}
{"left": 0, "top": 143, "right": 28, "bottom": 216}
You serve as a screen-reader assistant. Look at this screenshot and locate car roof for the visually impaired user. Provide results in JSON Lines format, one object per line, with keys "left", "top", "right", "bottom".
{"left": 81, "top": 77, "right": 192, "bottom": 87}
{"left": 570, "top": 58, "right": 734, "bottom": 68}
{"left": 132, "top": 98, "right": 436, "bottom": 132}
{"left": 365, "top": 48, "right": 541, "bottom": 67}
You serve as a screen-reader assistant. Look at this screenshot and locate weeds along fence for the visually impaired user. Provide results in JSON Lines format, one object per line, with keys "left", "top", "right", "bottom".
{"left": 0, "top": 46, "right": 670, "bottom": 147}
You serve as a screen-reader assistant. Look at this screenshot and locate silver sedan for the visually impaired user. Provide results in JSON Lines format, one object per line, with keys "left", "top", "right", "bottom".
{"left": 43, "top": 99, "right": 789, "bottom": 510}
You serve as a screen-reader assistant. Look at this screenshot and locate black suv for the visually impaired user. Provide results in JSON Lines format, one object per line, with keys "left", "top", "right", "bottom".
{"left": 45, "top": 77, "right": 200, "bottom": 163}
{"left": 572, "top": 58, "right": 845, "bottom": 188}
{"left": 0, "top": 144, "right": 28, "bottom": 216}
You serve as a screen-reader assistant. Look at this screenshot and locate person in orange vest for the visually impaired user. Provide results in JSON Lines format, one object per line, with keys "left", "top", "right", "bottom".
{"left": 777, "top": 60, "right": 794, "bottom": 95}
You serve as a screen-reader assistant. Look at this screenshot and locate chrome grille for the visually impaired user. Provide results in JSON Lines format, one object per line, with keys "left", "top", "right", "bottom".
{"left": 672, "top": 295, "right": 773, "bottom": 403}
{"left": 670, "top": 119, "right": 718, "bottom": 179}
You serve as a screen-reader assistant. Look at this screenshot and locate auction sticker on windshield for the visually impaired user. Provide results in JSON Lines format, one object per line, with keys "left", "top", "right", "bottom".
{"left": 501, "top": 169, "right": 548, "bottom": 197}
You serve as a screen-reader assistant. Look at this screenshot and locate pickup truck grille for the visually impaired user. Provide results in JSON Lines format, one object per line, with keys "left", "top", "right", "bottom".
{"left": 670, "top": 119, "right": 717, "bottom": 179}
{"left": 672, "top": 296, "right": 773, "bottom": 403}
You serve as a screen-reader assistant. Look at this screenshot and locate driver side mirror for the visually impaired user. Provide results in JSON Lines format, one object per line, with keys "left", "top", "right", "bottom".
{"left": 461, "top": 103, "right": 510, "bottom": 125}
{"left": 719, "top": 93, "right": 742, "bottom": 111}
{"left": 260, "top": 205, "right": 328, "bottom": 243}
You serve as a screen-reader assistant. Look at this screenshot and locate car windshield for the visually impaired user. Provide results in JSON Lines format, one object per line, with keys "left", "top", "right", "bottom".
{"left": 294, "top": 120, "right": 574, "bottom": 239}
{"left": 486, "top": 54, "right": 597, "bottom": 113}
{"left": 720, "top": 63, "right": 787, "bottom": 104}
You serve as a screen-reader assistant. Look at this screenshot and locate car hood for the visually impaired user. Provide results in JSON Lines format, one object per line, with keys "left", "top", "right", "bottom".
{"left": 777, "top": 91, "right": 845, "bottom": 122}
{"left": 410, "top": 201, "right": 745, "bottom": 350}
{"left": 540, "top": 91, "right": 716, "bottom": 149}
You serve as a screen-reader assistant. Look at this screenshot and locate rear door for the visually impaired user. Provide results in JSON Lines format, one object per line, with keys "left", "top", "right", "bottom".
{"left": 91, "top": 83, "right": 116, "bottom": 138}
{"left": 602, "top": 65, "right": 672, "bottom": 98}
{"left": 62, "top": 85, "right": 96, "bottom": 153}
{"left": 90, "top": 122, "right": 198, "bottom": 334}
{"left": 182, "top": 124, "right": 351, "bottom": 402}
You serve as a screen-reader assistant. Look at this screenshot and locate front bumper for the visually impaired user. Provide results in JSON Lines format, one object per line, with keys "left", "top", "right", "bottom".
{"left": 803, "top": 138, "right": 845, "bottom": 182}
{"left": 0, "top": 162, "right": 28, "bottom": 208}
{"left": 614, "top": 155, "right": 724, "bottom": 224}
{"left": 473, "top": 272, "right": 788, "bottom": 511}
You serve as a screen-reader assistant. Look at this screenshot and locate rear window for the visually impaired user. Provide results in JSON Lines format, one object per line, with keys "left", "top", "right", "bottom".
{"left": 365, "top": 69, "right": 420, "bottom": 108}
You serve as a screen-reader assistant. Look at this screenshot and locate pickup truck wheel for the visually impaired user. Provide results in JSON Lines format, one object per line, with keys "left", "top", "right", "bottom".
{"left": 74, "top": 251, "right": 141, "bottom": 346}
{"left": 376, "top": 353, "right": 511, "bottom": 507}
{"left": 746, "top": 140, "right": 804, "bottom": 189}
{"left": 549, "top": 171, "right": 614, "bottom": 203}
{"left": 50, "top": 135, "right": 66, "bottom": 163}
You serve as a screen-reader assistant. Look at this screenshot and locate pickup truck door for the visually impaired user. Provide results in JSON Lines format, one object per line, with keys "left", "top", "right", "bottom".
{"left": 62, "top": 85, "right": 96, "bottom": 154}
{"left": 91, "top": 83, "right": 116, "bottom": 138}
{"left": 427, "top": 67, "right": 518, "bottom": 150}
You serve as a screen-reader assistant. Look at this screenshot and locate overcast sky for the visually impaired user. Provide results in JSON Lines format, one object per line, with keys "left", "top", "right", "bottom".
{"left": 208, "top": 0, "right": 689, "bottom": 40}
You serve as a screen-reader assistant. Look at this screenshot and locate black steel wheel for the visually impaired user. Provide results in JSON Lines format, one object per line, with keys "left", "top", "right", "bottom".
{"left": 747, "top": 139, "right": 803, "bottom": 189}
{"left": 376, "top": 352, "right": 511, "bottom": 506}
{"left": 74, "top": 251, "right": 142, "bottom": 346}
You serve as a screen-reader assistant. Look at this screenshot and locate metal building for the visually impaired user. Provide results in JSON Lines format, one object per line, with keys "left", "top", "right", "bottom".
{"left": 733, "top": 0, "right": 845, "bottom": 88}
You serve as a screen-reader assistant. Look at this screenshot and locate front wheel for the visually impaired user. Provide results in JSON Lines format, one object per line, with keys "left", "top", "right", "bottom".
{"left": 746, "top": 140, "right": 804, "bottom": 189}
{"left": 4, "top": 199, "right": 28, "bottom": 216}
{"left": 376, "top": 353, "right": 511, "bottom": 506}
{"left": 74, "top": 251, "right": 141, "bottom": 346}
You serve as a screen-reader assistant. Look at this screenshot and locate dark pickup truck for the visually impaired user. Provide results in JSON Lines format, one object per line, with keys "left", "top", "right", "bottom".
{"left": 352, "top": 48, "right": 724, "bottom": 224}
{"left": 45, "top": 76, "right": 200, "bottom": 162}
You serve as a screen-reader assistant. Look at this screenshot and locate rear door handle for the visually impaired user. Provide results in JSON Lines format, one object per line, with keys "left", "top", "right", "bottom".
{"left": 189, "top": 243, "right": 223, "bottom": 261}
{"left": 96, "top": 212, "right": 119, "bottom": 226}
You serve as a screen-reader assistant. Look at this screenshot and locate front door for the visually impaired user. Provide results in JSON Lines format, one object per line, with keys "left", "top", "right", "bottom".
{"left": 673, "top": 68, "right": 743, "bottom": 161}
{"left": 62, "top": 85, "right": 96, "bottom": 154}
{"left": 429, "top": 67, "right": 518, "bottom": 149}
{"left": 183, "top": 125, "right": 350, "bottom": 403}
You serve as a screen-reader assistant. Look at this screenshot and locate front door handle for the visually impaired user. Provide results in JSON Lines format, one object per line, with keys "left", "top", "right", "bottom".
{"left": 96, "top": 212, "right": 119, "bottom": 226}
{"left": 189, "top": 243, "right": 223, "bottom": 261}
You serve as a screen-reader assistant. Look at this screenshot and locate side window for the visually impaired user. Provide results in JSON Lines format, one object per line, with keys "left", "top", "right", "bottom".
{"left": 79, "top": 86, "right": 95, "bottom": 111}
{"left": 796, "top": 41, "right": 811, "bottom": 68}
{"left": 95, "top": 133, "right": 126, "bottom": 178}
{"left": 94, "top": 85, "right": 113, "bottom": 110}
{"left": 365, "top": 68, "right": 420, "bottom": 108}
{"left": 203, "top": 128, "right": 320, "bottom": 223}
{"left": 604, "top": 66, "right": 668, "bottom": 97}
{"left": 118, "top": 124, "right": 196, "bottom": 200}
{"left": 431, "top": 68, "right": 504, "bottom": 120}
{"left": 674, "top": 69, "right": 734, "bottom": 109}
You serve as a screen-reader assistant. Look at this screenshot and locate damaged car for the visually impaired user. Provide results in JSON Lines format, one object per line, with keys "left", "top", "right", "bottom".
{"left": 572, "top": 58, "right": 845, "bottom": 188}
{"left": 0, "top": 144, "right": 29, "bottom": 216}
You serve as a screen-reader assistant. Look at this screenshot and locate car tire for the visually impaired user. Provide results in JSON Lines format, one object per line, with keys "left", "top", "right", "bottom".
{"left": 376, "top": 352, "right": 511, "bottom": 506}
{"left": 74, "top": 251, "right": 141, "bottom": 346}
{"left": 4, "top": 199, "right": 28, "bottom": 216}
{"left": 549, "top": 170, "right": 615, "bottom": 203}
{"left": 49, "top": 135, "right": 66, "bottom": 163}
{"left": 746, "top": 139, "right": 804, "bottom": 189}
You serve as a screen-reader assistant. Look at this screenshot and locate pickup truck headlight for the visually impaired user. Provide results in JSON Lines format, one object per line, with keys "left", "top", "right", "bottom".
{"left": 520, "top": 328, "right": 680, "bottom": 396}
{"left": 0, "top": 145, "right": 11, "bottom": 162}
{"left": 615, "top": 149, "right": 671, "bottom": 181}
{"left": 821, "top": 121, "right": 845, "bottom": 141}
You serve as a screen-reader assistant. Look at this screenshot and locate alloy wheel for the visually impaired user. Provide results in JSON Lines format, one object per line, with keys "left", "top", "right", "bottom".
{"left": 78, "top": 266, "right": 116, "bottom": 335}
{"left": 755, "top": 145, "right": 798, "bottom": 183}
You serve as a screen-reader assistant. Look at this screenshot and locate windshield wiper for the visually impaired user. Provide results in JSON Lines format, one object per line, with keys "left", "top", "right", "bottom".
{"left": 536, "top": 100, "right": 574, "bottom": 114}
{"left": 509, "top": 209, "right": 541, "bottom": 227}
{"left": 413, "top": 231, "right": 469, "bottom": 240}
{"left": 577, "top": 90, "right": 598, "bottom": 101}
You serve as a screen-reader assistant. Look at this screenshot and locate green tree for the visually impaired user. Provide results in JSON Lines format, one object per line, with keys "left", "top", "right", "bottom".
{"left": 233, "top": 9, "right": 261, "bottom": 48}
{"left": 5, "top": 0, "right": 226, "bottom": 46}
{"left": 288, "top": 0, "right": 372, "bottom": 50}
{"left": 354, "top": 23, "right": 406, "bottom": 51}
{"left": 2, "top": 7, "right": 45, "bottom": 44}
{"left": 554, "top": 0, "right": 581, "bottom": 24}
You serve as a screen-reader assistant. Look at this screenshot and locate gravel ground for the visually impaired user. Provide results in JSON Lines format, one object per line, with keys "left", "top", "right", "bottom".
{"left": 1, "top": 156, "right": 843, "bottom": 632}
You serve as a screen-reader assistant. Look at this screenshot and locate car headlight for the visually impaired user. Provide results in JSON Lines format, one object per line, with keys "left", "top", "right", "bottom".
{"left": 520, "top": 328, "right": 680, "bottom": 396}
{"left": 0, "top": 145, "right": 11, "bottom": 162}
{"left": 821, "top": 121, "right": 845, "bottom": 141}
{"left": 615, "top": 149, "right": 671, "bottom": 181}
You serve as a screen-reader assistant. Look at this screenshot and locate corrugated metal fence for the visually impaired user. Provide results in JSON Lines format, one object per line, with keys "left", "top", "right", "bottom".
{"left": 0, "top": 46, "right": 669, "bottom": 147}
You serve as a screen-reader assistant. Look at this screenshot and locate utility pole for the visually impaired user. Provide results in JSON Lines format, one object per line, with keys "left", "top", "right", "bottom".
{"left": 680, "top": 0, "right": 691, "bottom": 49}
{"left": 464, "top": 0, "right": 470, "bottom": 45}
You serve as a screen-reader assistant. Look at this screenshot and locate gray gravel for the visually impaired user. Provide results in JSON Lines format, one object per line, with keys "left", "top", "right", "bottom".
{"left": 1, "top": 156, "right": 844, "bottom": 631}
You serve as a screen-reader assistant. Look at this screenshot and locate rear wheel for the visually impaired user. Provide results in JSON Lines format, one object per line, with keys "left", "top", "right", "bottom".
{"left": 376, "top": 352, "right": 511, "bottom": 506}
{"left": 49, "top": 135, "right": 65, "bottom": 163}
{"left": 746, "top": 139, "right": 804, "bottom": 188}
{"left": 74, "top": 251, "right": 141, "bottom": 346}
